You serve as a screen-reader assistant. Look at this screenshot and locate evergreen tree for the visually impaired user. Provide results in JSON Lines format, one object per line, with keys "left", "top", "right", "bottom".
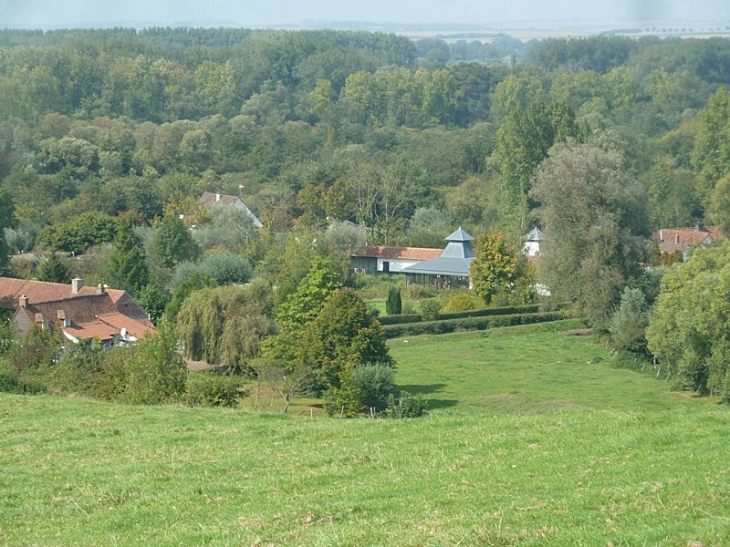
{"left": 35, "top": 252, "right": 71, "bottom": 283}
{"left": 385, "top": 286, "right": 402, "bottom": 315}
{"left": 152, "top": 215, "right": 199, "bottom": 269}
{"left": 106, "top": 220, "right": 149, "bottom": 294}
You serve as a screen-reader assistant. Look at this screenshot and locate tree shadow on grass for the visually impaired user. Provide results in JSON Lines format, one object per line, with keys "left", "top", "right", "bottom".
{"left": 396, "top": 383, "right": 458, "bottom": 410}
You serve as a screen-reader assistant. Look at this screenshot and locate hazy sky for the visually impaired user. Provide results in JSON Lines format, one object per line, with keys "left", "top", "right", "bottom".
{"left": 2, "top": 0, "right": 729, "bottom": 28}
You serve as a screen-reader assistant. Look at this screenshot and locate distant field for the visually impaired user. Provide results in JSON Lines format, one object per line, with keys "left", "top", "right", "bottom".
{"left": 1, "top": 322, "right": 728, "bottom": 546}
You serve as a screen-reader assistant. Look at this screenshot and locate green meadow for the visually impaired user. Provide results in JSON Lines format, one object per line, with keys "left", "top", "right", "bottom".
{"left": 1, "top": 322, "right": 728, "bottom": 546}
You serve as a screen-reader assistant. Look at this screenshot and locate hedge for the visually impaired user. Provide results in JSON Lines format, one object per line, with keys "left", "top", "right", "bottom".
{"left": 382, "top": 311, "right": 566, "bottom": 339}
{"left": 377, "top": 304, "right": 544, "bottom": 326}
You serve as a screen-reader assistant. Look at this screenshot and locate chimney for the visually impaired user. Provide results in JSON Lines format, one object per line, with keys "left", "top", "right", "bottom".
{"left": 659, "top": 230, "right": 663, "bottom": 243}
{"left": 675, "top": 234, "right": 680, "bottom": 244}
{"left": 696, "top": 222, "right": 705, "bottom": 232}
{"left": 216, "top": 192, "right": 221, "bottom": 202}
{"left": 97, "top": 284, "right": 105, "bottom": 295}
{"left": 18, "top": 295, "right": 28, "bottom": 309}
{"left": 71, "top": 277, "right": 83, "bottom": 294}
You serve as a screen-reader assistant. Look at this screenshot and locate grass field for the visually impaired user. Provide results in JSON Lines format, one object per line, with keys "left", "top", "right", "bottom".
{"left": 1, "top": 322, "right": 729, "bottom": 546}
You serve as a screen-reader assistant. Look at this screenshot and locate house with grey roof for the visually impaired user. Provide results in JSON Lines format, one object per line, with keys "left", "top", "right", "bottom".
{"left": 199, "top": 192, "right": 263, "bottom": 228}
{"left": 402, "top": 228, "right": 476, "bottom": 288}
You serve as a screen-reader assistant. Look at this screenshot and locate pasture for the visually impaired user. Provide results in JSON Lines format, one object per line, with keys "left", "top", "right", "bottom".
{"left": 1, "top": 322, "right": 728, "bottom": 546}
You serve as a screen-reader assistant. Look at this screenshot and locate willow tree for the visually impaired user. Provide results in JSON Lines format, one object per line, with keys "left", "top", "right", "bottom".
{"left": 177, "top": 281, "right": 274, "bottom": 372}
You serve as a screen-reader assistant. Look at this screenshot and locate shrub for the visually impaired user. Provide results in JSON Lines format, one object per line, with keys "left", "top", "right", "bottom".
{"left": 184, "top": 373, "right": 244, "bottom": 407}
{"left": 352, "top": 364, "right": 395, "bottom": 410}
{"left": 444, "top": 292, "right": 476, "bottom": 312}
{"left": 0, "top": 370, "right": 46, "bottom": 395}
{"left": 45, "top": 340, "right": 105, "bottom": 396}
{"left": 419, "top": 299, "right": 441, "bottom": 321}
{"left": 384, "top": 391, "right": 428, "bottom": 418}
{"left": 386, "top": 286, "right": 402, "bottom": 315}
{"left": 110, "top": 320, "right": 188, "bottom": 405}
{"left": 610, "top": 287, "right": 649, "bottom": 355}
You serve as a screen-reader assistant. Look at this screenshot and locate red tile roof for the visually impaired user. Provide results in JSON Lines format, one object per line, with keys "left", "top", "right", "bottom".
{"left": 653, "top": 226, "right": 720, "bottom": 255}
{"left": 355, "top": 245, "right": 442, "bottom": 261}
{"left": 98, "top": 313, "right": 156, "bottom": 339}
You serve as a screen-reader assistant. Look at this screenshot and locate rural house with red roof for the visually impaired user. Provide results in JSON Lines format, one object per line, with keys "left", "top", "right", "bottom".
{"left": 653, "top": 224, "right": 723, "bottom": 262}
{"left": 0, "top": 276, "right": 156, "bottom": 348}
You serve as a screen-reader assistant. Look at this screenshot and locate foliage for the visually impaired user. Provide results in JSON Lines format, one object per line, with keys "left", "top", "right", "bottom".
{"left": 530, "top": 140, "right": 650, "bottom": 326}
{"left": 384, "top": 391, "right": 429, "bottom": 419}
{"left": 385, "top": 286, "right": 402, "bottom": 315}
{"left": 184, "top": 372, "right": 244, "bottom": 408}
{"left": 35, "top": 212, "right": 118, "bottom": 254}
{"left": 45, "top": 339, "right": 105, "bottom": 396}
{"left": 263, "top": 256, "right": 344, "bottom": 363}
{"left": 110, "top": 319, "right": 188, "bottom": 405}
{"left": 470, "top": 231, "right": 518, "bottom": 305}
{"left": 35, "top": 251, "right": 71, "bottom": 283}
{"left": 152, "top": 215, "right": 199, "bottom": 269}
{"left": 177, "top": 282, "right": 273, "bottom": 370}
{"left": 647, "top": 242, "right": 730, "bottom": 400}
{"left": 352, "top": 363, "right": 395, "bottom": 411}
{"left": 135, "top": 284, "right": 170, "bottom": 324}
{"left": 418, "top": 298, "right": 441, "bottom": 321}
{"left": 609, "top": 287, "right": 650, "bottom": 356}
{"left": 105, "top": 219, "right": 149, "bottom": 294}
{"left": 300, "top": 289, "right": 393, "bottom": 397}
{"left": 443, "top": 292, "right": 476, "bottom": 312}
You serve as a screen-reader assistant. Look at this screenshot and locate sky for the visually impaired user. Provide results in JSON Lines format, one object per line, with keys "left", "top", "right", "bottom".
{"left": 1, "top": 0, "right": 729, "bottom": 29}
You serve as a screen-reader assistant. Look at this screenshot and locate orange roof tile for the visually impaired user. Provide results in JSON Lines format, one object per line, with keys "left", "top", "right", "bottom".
{"left": 98, "top": 313, "right": 156, "bottom": 338}
{"left": 355, "top": 245, "right": 442, "bottom": 261}
{"left": 653, "top": 226, "right": 718, "bottom": 255}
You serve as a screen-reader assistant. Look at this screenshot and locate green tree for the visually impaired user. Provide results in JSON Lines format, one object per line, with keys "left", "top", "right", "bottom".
{"left": 0, "top": 188, "right": 15, "bottom": 273}
{"left": 691, "top": 86, "right": 730, "bottom": 207}
{"left": 470, "top": 231, "right": 518, "bottom": 305}
{"left": 262, "top": 256, "right": 344, "bottom": 364}
{"left": 152, "top": 215, "right": 199, "bottom": 269}
{"left": 177, "top": 282, "right": 274, "bottom": 371}
{"left": 708, "top": 173, "right": 730, "bottom": 236}
{"left": 106, "top": 219, "right": 149, "bottom": 294}
{"left": 299, "top": 289, "right": 394, "bottom": 414}
{"left": 386, "top": 286, "right": 402, "bottom": 315}
{"left": 647, "top": 242, "right": 730, "bottom": 400}
{"left": 609, "top": 287, "right": 649, "bottom": 356}
{"left": 530, "top": 140, "right": 650, "bottom": 325}
{"left": 35, "top": 252, "right": 71, "bottom": 283}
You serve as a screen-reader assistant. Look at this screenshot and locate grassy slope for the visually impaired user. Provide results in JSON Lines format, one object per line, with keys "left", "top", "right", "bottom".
{"left": 1, "top": 323, "right": 729, "bottom": 546}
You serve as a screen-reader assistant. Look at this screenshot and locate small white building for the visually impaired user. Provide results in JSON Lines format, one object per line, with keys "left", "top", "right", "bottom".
{"left": 523, "top": 227, "right": 544, "bottom": 258}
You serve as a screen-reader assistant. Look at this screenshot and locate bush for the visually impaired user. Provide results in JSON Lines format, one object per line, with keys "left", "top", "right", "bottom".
{"left": 443, "top": 292, "right": 476, "bottom": 312}
{"left": 0, "top": 370, "right": 46, "bottom": 395}
{"left": 184, "top": 373, "right": 244, "bottom": 407}
{"left": 610, "top": 287, "right": 649, "bottom": 356}
{"left": 386, "top": 286, "right": 402, "bottom": 315}
{"left": 45, "top": 340, "right": 105, "bottom": 396}
{"left": 352, "top": 364, "right": 395, "bottom": 410}
{"left": 384, "top": 391, "right": 428, "bottom": 418}
{"left": 109, "top": 321, "right": 188, "bottom": 405}
{"left": 419, "top": 299, "right": 441, "bottom": 321}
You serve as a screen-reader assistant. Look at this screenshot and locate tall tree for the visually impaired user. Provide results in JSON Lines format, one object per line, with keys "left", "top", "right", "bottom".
{"left": 469, "top": 231, "right": 518, "bottom": 305}
{"left": 299, "top": 289, "right": 393, "bottom": 415}
{"left": 647, "top": 242, "right": 730, "bottom": 400}
{"left": 530, "top": 140, "right": 650, "bottom": 325}
{"left": 152, "top": 215, "right": 199, "bottom": 269}
{"left": 106, "top": 220, "right": 149, "bottom": 294}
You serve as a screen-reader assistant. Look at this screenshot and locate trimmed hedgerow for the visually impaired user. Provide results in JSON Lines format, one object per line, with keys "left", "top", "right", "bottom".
{"left": 382, "top": 311, "right": 566, "bottom": 339}
{"left": 377, "top": 304, "right": 545, "bottom": 326}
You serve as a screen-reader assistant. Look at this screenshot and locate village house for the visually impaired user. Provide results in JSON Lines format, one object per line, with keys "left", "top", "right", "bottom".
{"left": 653, "top": 224, "right": 722, "bottom": 261}
{"left": 0, "top": 277, "right": 156, "bottom": 348}
{"left": 352, "top": 245, "right": 442, "bottom": 274}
